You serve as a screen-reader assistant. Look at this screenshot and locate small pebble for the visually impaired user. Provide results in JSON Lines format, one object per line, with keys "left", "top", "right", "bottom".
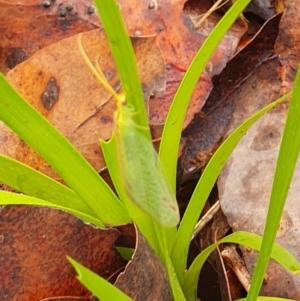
{"left": 148, "top": 1, "right": 155, "bottom": 9}
{"left": 60, "top": 9, "right": 67, "bottom": 17}
{"left": 156, "top": 25, "right": 163, "bottom": 32}
{"left": 66, "top": 3, "right": 74, "bottom": 11}
{"left": 43, "top": 1, "right": 51, "bottom": 8}
{"left": 134, "top": 30, "right": 142, "bottom": 37}
{"left": 87, "top": 6, "right": 95, "bottom": 14}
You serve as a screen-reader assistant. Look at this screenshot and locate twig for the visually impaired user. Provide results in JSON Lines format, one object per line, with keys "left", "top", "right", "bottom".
{"left": 195, "top": 0, "right": 231, "bottom": 29}
{"left": 192, "top": 200, "right": 220, "bottom": 240}
{"left": 215, "top": 229, "right": 232, "bottom": 301}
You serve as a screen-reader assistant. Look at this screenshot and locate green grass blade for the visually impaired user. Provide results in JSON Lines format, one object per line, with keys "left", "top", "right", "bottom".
{"left": 0, "top": 74, "right": 129, "bottom": 226}
{"left": 0, "top": 191, "right": 103, "bottom": 227}
{"left": 68, "top": 257, "right": 134, "bottom": 301}
{"left": 171, "top": 91, "right": 292, "bottom": 284}
{"left": 93, "top": 0, "right": 149, "bottom": 135}
{"left": 165, "top": 253, "right": 187, "bottom": 301}
{"left": 116, "top": 247, "right": 134, "bottom": 261}
{"left": 0, "top": 154, "right": 96, "bottom": 217}
{"left": 155, "top": 226, "right": 186, "bottom": 301}
{"left": 246, "top": 66, "right": 300, "bottom": 300}
{"left": 183, "top": 231, "right": 300, "bottom": 301}
{"left": 159, "top": 0, "right": 251, "bottom": 191}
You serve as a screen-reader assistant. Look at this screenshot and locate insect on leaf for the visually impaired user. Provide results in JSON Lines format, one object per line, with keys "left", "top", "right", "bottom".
{"left": 114, "top": 96, "right": 180, "bottom": 227}
{"left": 77, "top": 36, "right": 179, "bottom": 226}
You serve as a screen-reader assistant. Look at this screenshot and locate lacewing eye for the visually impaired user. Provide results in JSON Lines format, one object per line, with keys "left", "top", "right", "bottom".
{"left": 114, "top": 101, "right": 180, "bottom": 227}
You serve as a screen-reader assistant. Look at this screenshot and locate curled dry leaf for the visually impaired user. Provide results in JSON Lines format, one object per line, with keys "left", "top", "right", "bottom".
{"left": 115, "top": 224, "right": 173, "bottom": 301}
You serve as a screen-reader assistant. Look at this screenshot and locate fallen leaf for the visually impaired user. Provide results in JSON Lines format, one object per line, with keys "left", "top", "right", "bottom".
{"left": 1, "top": 1, "right": 250, "bottom": 180}
{"left": 0, "top": 0, "right": 100, "bottom": 74}
{"left": 0, "top": 29, "right": 165, "bottom": 180}
{"left": 180, "top": 14, "right": 282, "bottom": 175}
{"left": 114, "top": 225, "right": 173, "bottom": 301}
{"left": 218, "top": 0, "right": 300, "bottom": 298}
{"left": 149, "top": 1, "right": 248, "bottom": 137}
{"left": 0, "top": 206, "right": 125, "bottom": 301}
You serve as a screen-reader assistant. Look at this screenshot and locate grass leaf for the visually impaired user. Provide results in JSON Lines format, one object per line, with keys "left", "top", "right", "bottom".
{"left": 183, "top": 231, "right": 300, "bottom": 301}
{"left": 93, "top": 0, "right": 150, "bottom": 136}
{"left": 0, "top": 154, "right": 96, "bottom": 218}
{"left": 0, "top": 74, "right": 129, "bottom": 226}
{"left": 68, "top": 257, "right": 134, "bottom": 301}
{"left": 0, "top": 191, "right": 103, "bottom": 227}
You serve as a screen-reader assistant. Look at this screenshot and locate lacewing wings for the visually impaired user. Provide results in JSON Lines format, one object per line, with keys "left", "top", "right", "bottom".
{"left": 114, "top": 97, "right": 180, "bottom": 227}
{"left": 77, "top": 35, "right": 178, "bottom": 226}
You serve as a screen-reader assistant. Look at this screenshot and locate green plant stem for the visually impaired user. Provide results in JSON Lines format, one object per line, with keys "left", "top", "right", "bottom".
{"left": 155, "top": 225, "right": 187, "bottom": 301}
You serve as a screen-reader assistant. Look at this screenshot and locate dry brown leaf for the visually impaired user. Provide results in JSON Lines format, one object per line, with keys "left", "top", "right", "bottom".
{"left": 0, "top": 28, "right": 165, "bottom": 180}
{"left": 149, "top": 1, "right": 248, "bottom": 138}
{"left": 218, "top": 0, "right": 300, "bottom": 298}
{"left": 0, "top": 0, "right": 100, "bottom": 74}
{"left": 115, "top": 225, "right": 172, "bottom": 301}
{"left": 0, "top": 206, "right": 125, "bottom": 301}
{"left": 1, "top": 0, "right": 249, "bottom": 167}
{"left": 180, "top": 14, "right": 281, "bottom": 175}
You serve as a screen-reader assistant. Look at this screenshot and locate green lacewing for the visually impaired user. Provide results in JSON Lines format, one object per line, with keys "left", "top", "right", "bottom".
{"left": 114, "top": 96, "right": 180, "bottom": 227}
{"left": 77, "top": 35, "right": 179, "bottom": 226}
